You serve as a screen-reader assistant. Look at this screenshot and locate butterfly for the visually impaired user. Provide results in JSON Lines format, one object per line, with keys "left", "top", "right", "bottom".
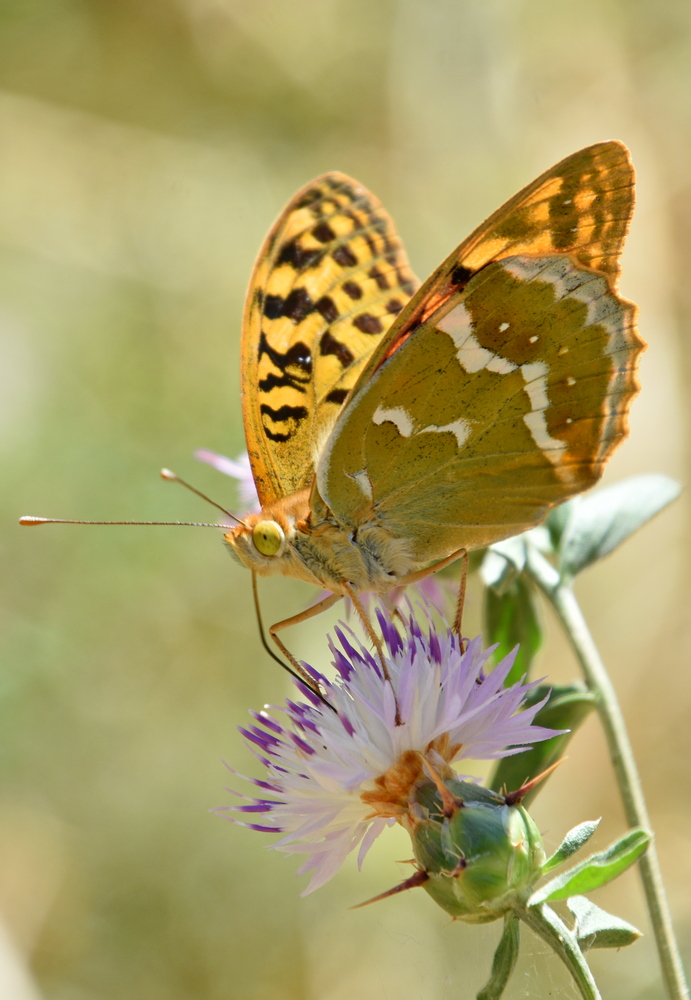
{"left": 224, "top": 141, "right": 644, "bottom": 664}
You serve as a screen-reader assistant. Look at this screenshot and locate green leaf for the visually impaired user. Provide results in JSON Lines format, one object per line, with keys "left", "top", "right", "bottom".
{"left": 567, "top": 896, "right": 642, "bottom": 951}
{"left": 484, "top": 575, "right": 542, "bottom": 686}
{"left": 528, "top": 828, "right": 651, "bottom": 906}
{"left": 477, "top": 913, "right": 521, "bottom": 1000}
{"left": 489, "top": 685, "right": 596, "bottom": 805}
{"left": 559, "top": 475, "right": 681, "bottom": 581}
{"left": 542, "top": 820, "right": 601, "bottom": 875}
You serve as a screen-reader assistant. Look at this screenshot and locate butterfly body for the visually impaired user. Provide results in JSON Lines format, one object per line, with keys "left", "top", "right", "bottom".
{"left": 228, "top": 142, "right": 644, "bottom": 623}
{"left": 226, "top": 494, "right": 415, "bottom": 594}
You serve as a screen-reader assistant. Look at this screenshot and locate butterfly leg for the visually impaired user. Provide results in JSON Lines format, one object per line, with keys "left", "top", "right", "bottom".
{"left": 398, "top": 547, "right": 468, "bottom": 650}
{"left": 341, "top": 582, "right": 390, "bottom": 681}
{"left": 452, "top": 551, "right": 469, "bottom": 652}
{"left": 269, "top": 592, "right": 343, "bottom": 685}
{"left": 396, "top": 547, "right": 467, "bottom": 587}
{"left": 381, "top": 587, "right": 405, "bottom": 625}
{"left": 341, "top": 581, "right": 401, "bottom": 725}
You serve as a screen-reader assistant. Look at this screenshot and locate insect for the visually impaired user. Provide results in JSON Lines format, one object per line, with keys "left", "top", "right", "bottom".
{"left": 22, "top": 142, "right": 644, "bottom": 681}
{"left": 224, "top": 140, "right": 644, "bottom": 667}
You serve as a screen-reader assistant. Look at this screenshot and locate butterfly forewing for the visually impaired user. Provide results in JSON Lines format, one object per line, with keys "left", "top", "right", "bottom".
{"left": 242, "top": 173, "right": 418, "bottom": 505}
{"left": 365, "top": 141, "right": 634, "bottom": 368}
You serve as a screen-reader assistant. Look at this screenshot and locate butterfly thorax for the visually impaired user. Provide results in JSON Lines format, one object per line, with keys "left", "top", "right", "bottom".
{"left": 224, "top": 491, "right": 415, "bottom": 594}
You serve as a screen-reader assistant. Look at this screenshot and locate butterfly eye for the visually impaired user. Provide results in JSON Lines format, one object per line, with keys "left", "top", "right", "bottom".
{"left": 252, "top": 521, "right": 284, "bottom": 557}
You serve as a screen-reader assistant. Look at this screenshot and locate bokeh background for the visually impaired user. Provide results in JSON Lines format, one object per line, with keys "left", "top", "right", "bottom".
{"left": 3, "top": 1, "right": 691, "bottom": 998}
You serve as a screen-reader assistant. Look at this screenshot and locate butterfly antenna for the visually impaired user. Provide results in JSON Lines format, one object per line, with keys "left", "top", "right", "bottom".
{"left": 160, "top": 469, "right": 248, "bottom": 527}
{"left": 19, "top": 516, "right": 229, "bottom": 527}
{"left": 251, "top": 573, "right": 336, "bottom": 713}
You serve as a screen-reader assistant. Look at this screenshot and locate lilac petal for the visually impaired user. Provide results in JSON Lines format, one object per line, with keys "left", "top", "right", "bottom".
{"left": 295, "top": 681, "right": 324, "bottom": 707}
{"left": 357, "top": 817, "right": 388, "bottom": 869}
{"left": 194, "top": 449, "right": 242, "bottom": 476}
{"left": 250, "top": 711, "right": 284, "bottom": 735}
{"left": 232, "top": 803, "right": 277, "bottom": 813}
{"left": 289, "top": 733, "right": 315, "bottom": 756}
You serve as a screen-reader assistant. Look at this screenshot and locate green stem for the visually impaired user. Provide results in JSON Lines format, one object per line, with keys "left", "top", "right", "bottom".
{"left": 477, "top": 912, "right": 521, "bottom": 1000}
{"left": 520, "top": 902, "right": 601, "bottom": 1000}
{"left": 525, "top": 544, "right": 689, "bottom": 1000}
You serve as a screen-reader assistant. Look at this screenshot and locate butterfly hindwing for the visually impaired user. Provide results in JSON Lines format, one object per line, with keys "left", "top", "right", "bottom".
{"left": 315, "top": 142, "right": 643, "bottom": 559}
{"left": 241, "top": 173, "right": 418, "bottom": 505}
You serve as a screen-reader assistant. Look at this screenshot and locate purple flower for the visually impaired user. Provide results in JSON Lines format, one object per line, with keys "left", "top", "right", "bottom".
{"left": 219, "top": 604, "right": 561, "bottom": 894}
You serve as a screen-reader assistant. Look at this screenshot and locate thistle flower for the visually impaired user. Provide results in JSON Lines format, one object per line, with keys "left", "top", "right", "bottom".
{"left": 219, "top": 605, "right": 561, "bottom": 894}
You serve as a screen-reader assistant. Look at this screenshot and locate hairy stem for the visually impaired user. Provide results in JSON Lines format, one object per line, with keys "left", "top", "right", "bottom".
{"left": 526, "top": 544, "right": 688, "bottom": 1000}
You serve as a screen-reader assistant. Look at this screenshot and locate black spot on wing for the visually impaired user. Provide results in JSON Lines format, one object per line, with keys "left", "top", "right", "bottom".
{"left": 260, "top": 403, "right": 309, "bottom": 443}
{"left": 278, "top": 238, "right": 323, "bottom": 270}
{"left": 342, "top": 280, "right": 363, "bottom": 300}
{"left": 368, "top": 266, "right": 389, "bottom": 290}
{"left": 258, "top": 332, "right": 312, "bottom": 377}
{"left": 332, "top": 245, "right": 358, "bottom": 268}
{"left": 295, "top": 188, "right": 322, "bottom": 210}
{"left": 353, "top": 313, "right": 383, "bottom": 334}
{"left": 283, "top": 288, "right": 314, "bottom": 322}
{"left": 315, "top": 296, "right": 339, "bottom": 323}
{"left": 386, "top": 298, "right": 403, "bottom": 314}
{"left": 326, "top": 388, "right": 349, "bottom": 405}
{"left": 261, "top": 403, "right": 309, "bottom": 421}
{"left": 263, "top": 294, "right": 285, "bottom": 320}
{"left": 450, "top": 265, "right": 475, "bottom": 288}
{"left": 320, "top": 330, "right": 354, "bottom": 367}
{"left": 259, "top": 371, "right": 307, "bottom": 394}
{"left": 312, "top": 222, "right": 336, "bottom": 243}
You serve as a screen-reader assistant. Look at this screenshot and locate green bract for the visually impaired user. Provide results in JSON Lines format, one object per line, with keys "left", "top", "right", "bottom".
{"left": 409, "top": 779, "right": 545, "bottom": 923}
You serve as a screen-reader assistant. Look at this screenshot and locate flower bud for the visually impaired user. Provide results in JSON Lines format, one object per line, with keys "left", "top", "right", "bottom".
{"left": 408, "top": 778, "right": 545, "bottom": 923}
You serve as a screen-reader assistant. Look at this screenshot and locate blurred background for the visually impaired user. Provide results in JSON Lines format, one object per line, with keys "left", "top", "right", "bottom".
{"left": 2, "top": 1, "right": 691, "bottom": 997}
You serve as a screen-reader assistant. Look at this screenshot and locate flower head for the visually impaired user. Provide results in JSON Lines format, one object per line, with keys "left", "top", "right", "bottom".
{"left": 220, "top": 605, "right": 561, "bottom": 894}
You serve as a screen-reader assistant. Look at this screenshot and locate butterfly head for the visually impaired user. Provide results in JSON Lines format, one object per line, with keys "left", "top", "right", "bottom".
{"left": 224, "top": 512, "right": 288, "bottom": 572}
{"left": 223, "top": 490, "right": 321, "bottom": 584}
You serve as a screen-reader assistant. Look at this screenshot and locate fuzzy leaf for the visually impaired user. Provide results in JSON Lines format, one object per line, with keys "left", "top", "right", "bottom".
{"left": 484, "top": 576, "right": 542, "bottom": 687}
{"left": 528, "top": 828, "right": 651, "bottom": 906}
{"left": 477, "top": 913, "right": 521, "bottom": 1000}
{"left": 567, "top": 895, "right": 642, "bottom": 950}
{"left": 489, "top": 685, "right": 596, "bottom": 805}
{"left": 542, "top": 820, "right": 601, "bottom": 875}
{"left": 559, "top": 475, "right": 681, "bottom": 581}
